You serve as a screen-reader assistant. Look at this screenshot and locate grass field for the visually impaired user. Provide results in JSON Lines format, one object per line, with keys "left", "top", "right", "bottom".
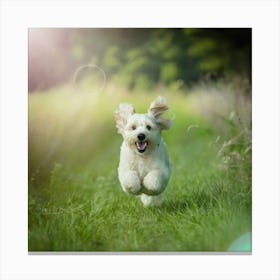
{"left": 28, "top": 79, "right": 252, "bottom": 252}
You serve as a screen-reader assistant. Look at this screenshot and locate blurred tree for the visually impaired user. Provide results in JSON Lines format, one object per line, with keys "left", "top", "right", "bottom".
{"left": 28, "top": 28, "right": 251, "bottom": 92}
{"left": 184, "top": 28, "right": 251, "bottom": 78}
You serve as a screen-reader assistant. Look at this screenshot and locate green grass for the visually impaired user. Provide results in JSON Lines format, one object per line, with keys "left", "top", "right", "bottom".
{"left": 28, "top": 80, "right": 251, "bottom": 252}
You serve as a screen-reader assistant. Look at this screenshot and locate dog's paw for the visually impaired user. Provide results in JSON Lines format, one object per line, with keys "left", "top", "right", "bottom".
{"left": 140, "top": 194, "right": 163, "bottom": 207}
{"left": 121, "top": 171, "right": 141, "bottom": 195}
{"left": 142, "top": 170, "right": 167, "bottom": 195}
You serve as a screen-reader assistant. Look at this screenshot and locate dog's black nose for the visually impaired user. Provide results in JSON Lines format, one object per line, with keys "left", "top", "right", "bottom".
{"left": 137, "top": 133, "right": 145, "bottom": 141}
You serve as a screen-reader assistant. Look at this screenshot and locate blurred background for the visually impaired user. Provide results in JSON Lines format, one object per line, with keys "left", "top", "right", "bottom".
{"left": 28, "top": 28, "right": 252, "bottom": 252}
{"left": 29, "top": 28, "right": 251, "bottom": 92}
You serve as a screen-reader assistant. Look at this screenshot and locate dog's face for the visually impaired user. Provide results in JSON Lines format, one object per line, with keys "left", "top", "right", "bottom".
{"left": 123, "top": 113, "right": 160, "bottom": 154}
{"left": 115, "top": 96, "right": 172, "bottom": 155}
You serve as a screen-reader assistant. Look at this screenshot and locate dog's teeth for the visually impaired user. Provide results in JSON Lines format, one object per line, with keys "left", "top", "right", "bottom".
{"left": 136, "top": 141, "right": 147, "bottom": 151}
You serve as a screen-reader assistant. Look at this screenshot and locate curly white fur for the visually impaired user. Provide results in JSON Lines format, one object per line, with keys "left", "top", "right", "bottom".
{"left": 115, "top": 96, "right": 172, "bottom": 206}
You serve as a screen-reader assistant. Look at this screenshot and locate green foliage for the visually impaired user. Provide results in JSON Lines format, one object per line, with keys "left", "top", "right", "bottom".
{"left": 29, "top": 28, "right": 251, "bottom": 92}
{"left": 218, "top": 111, "right": 252, "bottom": 186}
{"left": 28, "top": 79, "right": 251, "bottom": 252}
{"left": 185, "top": 28, "right": 250, "bottom": 77}
{"left": 103, "top": 46, "right": 121, "bottom": 71}
{"left": 160, "top": 62, "right": 179, "bottom": 83}
{"left": 134, "top": 74, "right": 153, "bottom": 90}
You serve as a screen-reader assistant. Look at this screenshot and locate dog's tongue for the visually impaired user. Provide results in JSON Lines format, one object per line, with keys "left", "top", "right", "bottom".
{"left": 137, "top": 141, "right": 147, "bottom": 151}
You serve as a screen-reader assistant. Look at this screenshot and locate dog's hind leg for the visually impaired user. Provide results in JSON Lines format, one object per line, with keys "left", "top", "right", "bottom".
{"left": 140, "top": 194, "right": 163, "bottom": 206}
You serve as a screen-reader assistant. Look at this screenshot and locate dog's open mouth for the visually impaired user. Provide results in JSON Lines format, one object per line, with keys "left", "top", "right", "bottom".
{"left": 136, "top": 141, "right": 148, "bottom": 153}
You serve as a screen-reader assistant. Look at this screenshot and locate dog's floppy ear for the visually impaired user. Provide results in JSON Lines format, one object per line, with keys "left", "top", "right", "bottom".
{"left": 148, "top": 96, "right": 172, "bottom": 130}
{"left": 115, "top": 103, "right": 135, "bottom": 135}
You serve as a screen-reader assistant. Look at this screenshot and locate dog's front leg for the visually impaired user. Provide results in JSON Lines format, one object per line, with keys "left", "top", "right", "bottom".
{"left": 142, "top": 169, "right": 169, "bottom": 196}
{"left": 118, "top": 170, "right": 142, "bottom": 195}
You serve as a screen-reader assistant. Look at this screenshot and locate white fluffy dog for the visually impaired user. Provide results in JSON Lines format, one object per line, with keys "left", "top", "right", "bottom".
{"left": 115, "top": 96, "right": 172, "bottom": 206}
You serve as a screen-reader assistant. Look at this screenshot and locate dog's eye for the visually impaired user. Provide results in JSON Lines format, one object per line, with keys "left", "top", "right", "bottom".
{"left": 146, "top": 125, "right": 151, "bottom": 131}
{"left": 132, "top": 125, "right": 136, "bottom": 130}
